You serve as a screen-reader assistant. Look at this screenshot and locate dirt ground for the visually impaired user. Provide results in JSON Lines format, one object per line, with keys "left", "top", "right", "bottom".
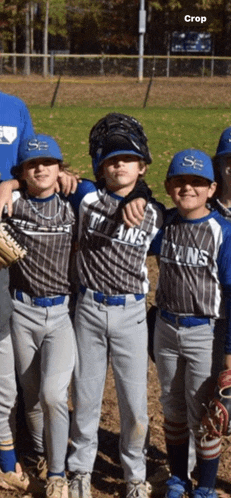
{"left": 1, "top": 74, "right": 231, "bottom": 108}
{"left": 0, "top": 76, "right": 231, "bottom": 498}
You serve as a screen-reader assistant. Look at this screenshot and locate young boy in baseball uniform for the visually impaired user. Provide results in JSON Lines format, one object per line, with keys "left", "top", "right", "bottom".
{"left": 67, "top": 113, "right": 165, "bottom": 498}
{"left": 153, "top": 149, "right": 231, "bottom": 498}
{"left": 5, "top": 134, "right": 77, "bottom": 498}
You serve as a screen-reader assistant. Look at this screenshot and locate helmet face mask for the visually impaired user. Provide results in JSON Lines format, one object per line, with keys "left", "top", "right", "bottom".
{"left": 89, "top": 113, "right": 152, "bottom": 176}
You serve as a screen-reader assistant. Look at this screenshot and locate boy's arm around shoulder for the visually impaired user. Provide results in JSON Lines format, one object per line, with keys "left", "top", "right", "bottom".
{"left": 0, "top": 179, "right": 20, "bottom": 218}
{"left": 68, "top": 178, "right": 97, "bottom": 213}
{"left": 122, "top": 179, "right": 153, "bottom": 227}
{"left": 147, "top": 198, "right": 166, "bottom": 256}
{"left": 122, "top": 180, "right": 165, "bottom": 228}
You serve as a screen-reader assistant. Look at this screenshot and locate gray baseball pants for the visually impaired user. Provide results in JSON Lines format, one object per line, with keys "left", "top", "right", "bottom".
{"left": 0, "top": 321, "right": 17, "bottom": 443}
{"left": 11, "top": 294, "right": 76, "bottom": 474}
{"left": 68, "top": 288, "right": 149, "bottom": 482}
{"left": 154, "top": 314, "right": 224, "bottom": 437}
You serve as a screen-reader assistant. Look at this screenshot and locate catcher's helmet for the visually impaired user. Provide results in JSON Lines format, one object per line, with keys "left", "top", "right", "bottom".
{"left": 166, "top": 149, "right": 214, "bottom": 183}
{"left": 216, "top": 126, "right": 231, "bottom": 157}
{"left": 89, "top": 113, "right": 152, "bottom": 176}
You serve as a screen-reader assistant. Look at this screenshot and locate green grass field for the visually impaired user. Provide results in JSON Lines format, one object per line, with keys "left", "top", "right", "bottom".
{"left": 1, "top": 76, "right": 230, "bottom": 206}
{"left": 29, "top": 105, "right": 231, "bottom": 207}
{"left": 30, "top": 106, "right": 230, "bottom": 205}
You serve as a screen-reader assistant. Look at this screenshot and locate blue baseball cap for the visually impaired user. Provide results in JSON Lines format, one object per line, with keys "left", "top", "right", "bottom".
{"left": 18, "top": 134, "right": 63, "bottom": 165}
{"left": 216, "top": 127, "right": 231, "bottom": 157}
{"left": 167, "top": 149, "right": 214, "bottom": 182}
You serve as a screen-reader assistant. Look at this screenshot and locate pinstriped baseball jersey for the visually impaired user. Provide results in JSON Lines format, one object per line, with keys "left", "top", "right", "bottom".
{"left": 69, "top": 179, "right": 164, "bottom": 295}
{"left": 155, "top": 208, "right": 231, "bottom": 318}
{"left": 213, "top": 198, "right": 231, "bottom": 220}
{"left": 9, "top": 190, "right": 76, "bottom": 296}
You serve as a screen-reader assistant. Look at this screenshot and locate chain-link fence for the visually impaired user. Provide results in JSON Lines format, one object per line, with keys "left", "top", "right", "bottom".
{"left": 1, "top": 53, "right": 231, "bottom": 78}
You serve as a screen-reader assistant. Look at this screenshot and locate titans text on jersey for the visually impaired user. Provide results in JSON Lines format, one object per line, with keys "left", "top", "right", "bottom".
{"left": 69, "top": 179, "right": 164, "bottom": 295}
{"left": 156, "top": 208, "right": 231, "bottom": 318}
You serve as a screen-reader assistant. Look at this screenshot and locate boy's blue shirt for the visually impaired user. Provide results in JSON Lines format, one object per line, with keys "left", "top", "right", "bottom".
{"left": 0, "top": 92, "right": 34, "bottom": 181}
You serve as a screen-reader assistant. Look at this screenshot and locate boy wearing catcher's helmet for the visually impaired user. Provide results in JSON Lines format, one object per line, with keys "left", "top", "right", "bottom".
{"left": 67, "top": 113, "right": 165, "bottom": 498}
{"left": 153, "top": 149, "right": 231, "bottom": 498}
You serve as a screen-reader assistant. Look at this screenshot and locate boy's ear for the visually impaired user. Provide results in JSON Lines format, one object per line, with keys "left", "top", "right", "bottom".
{"left": 138, "top": 163, "right": 147, "bottom": 176}
{"left": 225, "top": 166, "right": 231, "bottom": 176}
{"left": 207, "top": 182, "right": 217, "bottom": 198}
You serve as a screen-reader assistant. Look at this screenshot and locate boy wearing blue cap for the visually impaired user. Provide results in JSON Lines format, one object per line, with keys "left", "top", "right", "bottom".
{"left": 153, "top": 149, "right": 231, "bottom": 498}
{"left": 4, "top": 133, "right": 77, "bottom": 498}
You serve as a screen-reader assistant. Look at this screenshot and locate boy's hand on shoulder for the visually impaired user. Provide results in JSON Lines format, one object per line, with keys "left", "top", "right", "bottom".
{"left": 0, "top": 179, "right": 20, "bottom": 219}
{"left": 122, "top": 198, "right": 146, "bottom": 228}
{"left": 56, "top": 171, "right": 82, "bottom": 197}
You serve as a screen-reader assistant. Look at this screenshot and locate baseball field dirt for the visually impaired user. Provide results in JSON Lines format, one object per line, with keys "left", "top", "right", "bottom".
{"left": 0, "top": 76, "right": 231, "bottom": 498}
{"left": 1, "top": 75, "right": 231, "bottom": 108}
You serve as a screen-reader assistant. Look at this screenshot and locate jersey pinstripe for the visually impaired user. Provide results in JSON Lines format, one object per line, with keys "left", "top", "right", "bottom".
{"left": 213, "top": 198, "right": 231, "bottom": 220}
{"left": 155, "top": 208, "right": 231, "bottom": 318}
{"left": 70, "top": 179, "right": 164, "bottom": 295}
{"left": 9, "top": 190, "right": 76, "bottom": 296}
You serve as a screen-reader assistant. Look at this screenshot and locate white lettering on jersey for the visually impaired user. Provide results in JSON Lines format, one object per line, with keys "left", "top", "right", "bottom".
{"left": 88, "top": 211, "right": 147, "bottom": 246}
{"left": 0, "top": 126, "right": 17, "bottom": 144}
{"left": 161, "top": 239, "right": 208, "bottom": 266}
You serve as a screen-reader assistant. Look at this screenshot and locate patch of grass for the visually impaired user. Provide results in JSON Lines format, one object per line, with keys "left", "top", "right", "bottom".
{"left": 30, "top": 105, "right": 230, "bottom": 207}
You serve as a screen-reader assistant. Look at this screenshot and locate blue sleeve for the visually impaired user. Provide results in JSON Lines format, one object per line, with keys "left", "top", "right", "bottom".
{"left": 217, "top": 228, "right": 231, "bottom": 287}
{"left": 68, "top": 178, "right": 97, "bottom": 213}
{"left": 149, "top": 227, "right": 164, "bottom": 255}
{"left": 217, "top": 227, "right": 231, "bottom": 354}
{"left": 20, "top": 101, "right": 34, "bottom": 142}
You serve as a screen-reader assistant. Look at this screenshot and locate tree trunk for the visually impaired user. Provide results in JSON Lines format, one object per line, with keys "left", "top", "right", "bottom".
{"left": 24, "top": 3, "right": 30, "bottom": 76}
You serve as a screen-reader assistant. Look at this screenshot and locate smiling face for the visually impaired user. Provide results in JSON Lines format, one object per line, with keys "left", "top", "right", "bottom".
{"left": 102, "top": 154, "right": 146, "bottom": 196}
{"left": 165, "top": 174, "right": 217, "bottom": 219}
{"left": 21, "top": 157, "right": 61, "bottom": 198}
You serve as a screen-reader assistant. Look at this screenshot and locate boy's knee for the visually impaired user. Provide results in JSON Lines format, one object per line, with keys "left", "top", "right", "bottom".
{"left": 40, "top": 384, "right": 66, "bottom": 409}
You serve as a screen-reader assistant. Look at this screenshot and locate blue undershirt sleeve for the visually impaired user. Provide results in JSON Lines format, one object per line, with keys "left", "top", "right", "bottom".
{"left": 149, "top": 227, "right": 164, "bottom": 255}
{"left": 68, "top": 178, "right": 97, "bottom": 213}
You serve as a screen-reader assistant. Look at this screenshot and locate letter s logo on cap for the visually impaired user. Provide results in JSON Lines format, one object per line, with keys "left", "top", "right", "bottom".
{"left": 182, "top": 155, "right": 204, "bottom": 171}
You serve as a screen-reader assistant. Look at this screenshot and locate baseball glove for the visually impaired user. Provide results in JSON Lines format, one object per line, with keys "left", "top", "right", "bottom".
{"left": 0, "top": 222, "right": 27, "bottom": 268}
{"left": 201, "top": 369, "right": 231, "bottom": 438}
